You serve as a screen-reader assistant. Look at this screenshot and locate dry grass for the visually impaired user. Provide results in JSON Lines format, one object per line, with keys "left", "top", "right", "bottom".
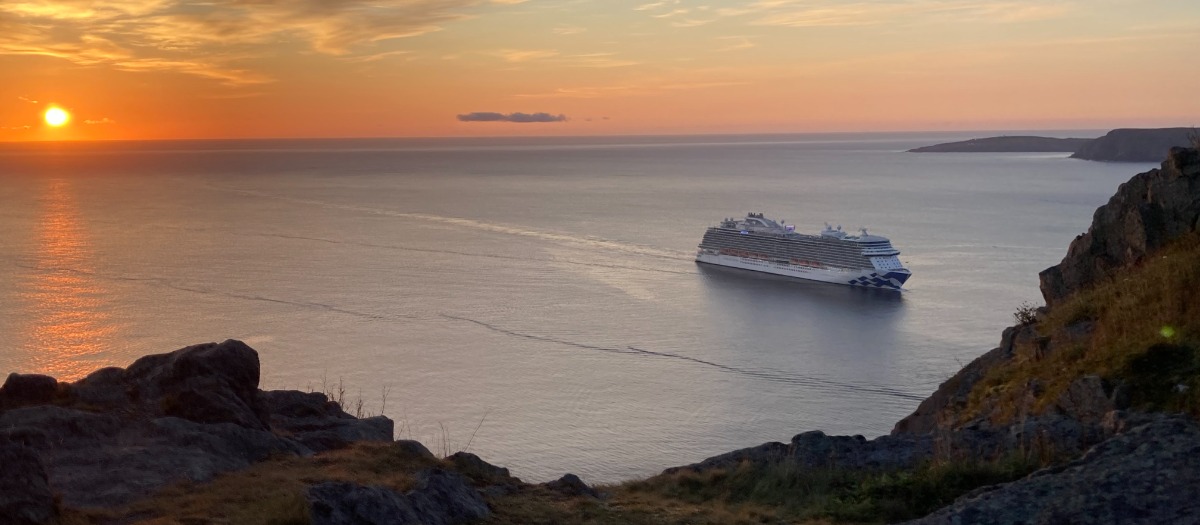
{"left": 963, "top": 233, "right": 1200, "bottom": 424}
{"left": 617, "top": 457, "right": 1037, "bottom": 525}
{"left": 482, "top": 484, "right": 784, "bottom": 525}
{"left": 59, "top": 443, "right": 810, "bottom": 525}
{"left": 64, "top": 443, "right": 439, "bottom": 525}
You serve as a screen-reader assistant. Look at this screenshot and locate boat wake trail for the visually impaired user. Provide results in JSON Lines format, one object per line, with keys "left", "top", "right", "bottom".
{"left": 440, "top": 314, "right": 924, "bottom": 402}
{"left": 207, "top": 186, "right": 693, "bottom": 262}
{"left": 255, "top": 232, "right": 696, "bottom": 277}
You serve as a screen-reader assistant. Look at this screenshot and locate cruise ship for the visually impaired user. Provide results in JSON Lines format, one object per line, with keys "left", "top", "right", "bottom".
{"left": 695, "top": 213, "right": 911, "bottom": 290}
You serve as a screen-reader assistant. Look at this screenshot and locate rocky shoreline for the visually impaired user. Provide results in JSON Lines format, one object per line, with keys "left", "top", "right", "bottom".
{"left": 3, "top": 147, "right": 1199, "bottom": 524}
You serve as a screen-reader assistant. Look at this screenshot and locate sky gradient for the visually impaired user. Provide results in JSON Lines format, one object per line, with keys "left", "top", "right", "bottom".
{"left": 2, "top": 0, "right": 1198, "bottom": 140}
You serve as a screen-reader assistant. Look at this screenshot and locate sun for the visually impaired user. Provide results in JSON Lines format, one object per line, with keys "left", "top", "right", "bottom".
{"left": 44, "top": 107, "right": 70, "bottom": 127}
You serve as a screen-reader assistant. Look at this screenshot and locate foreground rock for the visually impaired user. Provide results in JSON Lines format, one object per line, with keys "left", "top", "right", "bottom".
{"left": 0, "top": 340, "right": 394, "bottom": 509}
{"left": 308, "top": 469, "right": 489, "bottom": 525}
{"left": 665, "top": 429, "right": 933, "bottom": 475}
{"left": 542, "top": 474, "right": 601, "bottom": 499}
{"left": 262, "top": 389, "right": 394, "bottom": 452}
{"left": 908, "top": 136, "right": 1091, "bottom": 153}
{"left": 1070, "top": 127, "right": 1195, "bottom": 162}
{"left": 0, "top": 441, "right": 58, "bottom": 525}
{"left": 906, "top": 416, "right": 1200, "bottom": 525}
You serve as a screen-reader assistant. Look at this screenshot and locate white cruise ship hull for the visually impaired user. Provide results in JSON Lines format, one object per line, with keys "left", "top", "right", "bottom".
{"left": 695, "top": 252, "right": 909, "bottom": 290}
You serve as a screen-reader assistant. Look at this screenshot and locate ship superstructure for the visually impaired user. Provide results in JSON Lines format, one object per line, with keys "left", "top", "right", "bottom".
{"left": 695, "top": 212, "right": 911, "bottom": 290}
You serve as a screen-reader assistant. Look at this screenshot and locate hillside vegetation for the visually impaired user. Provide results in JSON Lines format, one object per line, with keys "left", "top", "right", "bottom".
{"left": 966, "top": 233, "right": 1200, "bottom": 424}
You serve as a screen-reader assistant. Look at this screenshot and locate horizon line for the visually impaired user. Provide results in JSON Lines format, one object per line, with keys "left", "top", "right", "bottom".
{"left": 2, "top": 126, "right": 1173, "bottom": 146}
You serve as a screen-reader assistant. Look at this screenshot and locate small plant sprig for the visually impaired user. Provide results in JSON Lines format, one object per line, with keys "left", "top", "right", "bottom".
{"left": 1013, "top": 301, "right": 1039, "bottom": 325}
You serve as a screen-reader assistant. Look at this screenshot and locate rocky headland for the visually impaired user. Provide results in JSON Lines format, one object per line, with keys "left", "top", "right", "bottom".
{"left": 1071, "top": 128, "right": 1198, "bottom": 162}
{"left": 910, "top": 127, "right": 1195, "bottom": 162}
{"left": 2, "top": 147, "right": 1199, "bottom": 524}
{"left": 908, "top": 136, "right": 1090, "bottom": 153}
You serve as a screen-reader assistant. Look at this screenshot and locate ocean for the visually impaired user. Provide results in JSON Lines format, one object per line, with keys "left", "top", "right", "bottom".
{"left": 0, "top": 132, "right": 1157, "bottom": 483}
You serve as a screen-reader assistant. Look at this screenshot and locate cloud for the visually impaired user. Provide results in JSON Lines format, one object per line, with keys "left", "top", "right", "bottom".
{"left": 489, "top": 49, "right": 560, "bottom": 62}
{"left": 716, "top": 36, "right": 756, "bottom": 51}
{"left": 17, "top": 96, "right": 39, "bottom": 104}
{"left": 743, "top": 1, "right": 1073, "bottom": 27}
{"left": 515, "top": 80, "right": 749, "bottom": 99}
{"left": 84, "top": 117, "right": 116, "bottom": 124}
{"left": 553, "top": 25, "right": 587, "bottom": 35}
{"left": 0, "top": 1, "right": 521, "bottom": 85}
{"left": 457, "top": 112, "right": 568, "bottom": 123}
{"left": 634, "top": 0, "right": 1073, "bottom": 27}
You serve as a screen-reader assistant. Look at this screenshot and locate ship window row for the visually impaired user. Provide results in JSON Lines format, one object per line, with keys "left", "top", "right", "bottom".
{"left": 701, "top": 237, "right": 871, "bottom": 260}
{"left": 701, "top": 236, "right": 869, "bottom": 257}
{"left": 706, "top": 231, "right": 870, "bottom": 256}
{"left": 710, "top": 231, "right": 872, "bottom": 253}
{"left": 702, "top": 237, "right": 871, "bottom": 261}
{"left": 700, "top": 240, "right": 874, "bottom": 269}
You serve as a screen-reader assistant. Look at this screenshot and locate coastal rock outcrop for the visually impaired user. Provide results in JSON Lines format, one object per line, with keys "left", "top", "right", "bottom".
{"left": 261, "top": 389, "right": 394, "bottom": 452}
{"left": 0, "top": 340, "right": 397, "bottom": 509}
{"left": 0, "top": 441, "right": 58, "bottom": 525}
{"left": 1040, "top": 146, "right": 1200, "bottom": 306}
{"left": 1070, "top": 127, "right": 1196, "bottom": 162}
{"left": 665, "top": 429, "right": 933, "bottom": 475}
{"left": 905, "top": 416, "right": 1200, "bottom": 525}
{"left": 307, "top": 469, "right": 489, "bottom": 525}
{"left": 543, "top": 473, "right": 601, "bottom": 499}
{"left": 122, "top": 339, "right": 271, "bottom": 430}
{"left": 0, "top": 373, "right": 60, "bottom": 410}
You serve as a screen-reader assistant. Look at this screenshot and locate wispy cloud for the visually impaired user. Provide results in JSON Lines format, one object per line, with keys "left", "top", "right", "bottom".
{"left": 0, "top": 1, "right": 520, "bottom": 85}
{"left": 744, "top": 0, "right": 1073, "bottom": 27}
{"left": 457, "top": 111, "right": 568, "bottom": 122}
{"left": 489, "top": 49, "right": 561, "bottom": 62}
{"left": 84, "top": 117, "right": 116, "bottom": 125}
{"left": 634, "top": 0, "right": 1073, "bottom": 27}
{"left": 715, "top": 36, "right": 756, "bottom": 52}
{"left": 515, "top": 80, "right": 749, "bottom": 99}
{"left": 553, "top": 25, "right": 587, "bottom": 35}
{"left": 485, "top": 49, "right": 637, "bottom": 68}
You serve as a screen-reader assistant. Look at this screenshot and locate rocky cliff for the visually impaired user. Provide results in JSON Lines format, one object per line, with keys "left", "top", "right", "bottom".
{"left": 893, "top": 146, "right": 1200, "bottom": 439}
{"left": 1070, "top": 127, "right": 1196, "bottom": 162}
{"left": 1041, "top": 146, "right": 1200, "bottom": 306}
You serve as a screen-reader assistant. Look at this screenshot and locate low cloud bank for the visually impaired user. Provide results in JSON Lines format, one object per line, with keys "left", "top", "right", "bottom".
{"left": 457, "top": 112, "right": 567, "bottom": 123}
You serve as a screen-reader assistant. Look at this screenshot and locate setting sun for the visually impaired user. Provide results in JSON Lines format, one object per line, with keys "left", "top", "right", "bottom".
{"left": 44, "top": 107, "right": 70, "bottom": 127}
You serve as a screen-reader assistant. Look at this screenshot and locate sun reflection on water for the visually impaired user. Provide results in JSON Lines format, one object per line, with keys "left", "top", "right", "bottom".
{"left": 19, "top": 179, "right": 116, "bottom": 381}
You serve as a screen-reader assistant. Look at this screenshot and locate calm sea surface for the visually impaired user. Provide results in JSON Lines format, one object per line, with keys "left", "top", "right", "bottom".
{"left": 0, "top": 133, "right": 1156, "bottom": 483}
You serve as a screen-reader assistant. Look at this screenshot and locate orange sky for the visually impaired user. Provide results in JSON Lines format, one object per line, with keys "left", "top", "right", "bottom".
{"left": 1, "top": 0, "right": 1198, "bottom": 141}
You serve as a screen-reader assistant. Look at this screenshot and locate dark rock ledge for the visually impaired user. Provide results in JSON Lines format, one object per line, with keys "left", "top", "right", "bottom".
{"left": 0, "top": 340, "right": 607, "bottom": 525}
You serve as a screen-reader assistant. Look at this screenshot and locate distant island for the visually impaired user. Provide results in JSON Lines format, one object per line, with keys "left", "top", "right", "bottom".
{"left": 908, "top": 136, "right": 1091, "bottom": 153}
{"left": 910, "top": 127, "right": 1196, "bottom": 161}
